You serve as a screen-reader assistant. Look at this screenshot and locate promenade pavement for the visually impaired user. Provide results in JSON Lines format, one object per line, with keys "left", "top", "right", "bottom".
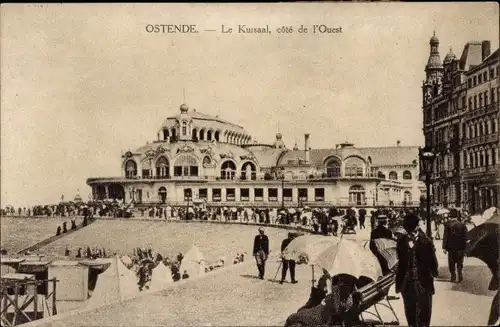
{"left": 32, "top": 224, "right": 495, "bottom": 327}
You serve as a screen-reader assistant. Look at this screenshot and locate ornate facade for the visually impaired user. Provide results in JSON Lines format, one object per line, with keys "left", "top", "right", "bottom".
{"left": 87, "top": 105, "right": 424, "bottom": 209}
{"left": 422, "top": 32, "right": 499, "bottom": 213}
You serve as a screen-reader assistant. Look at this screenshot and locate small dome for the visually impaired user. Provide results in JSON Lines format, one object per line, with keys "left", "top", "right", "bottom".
{"left": 430, "top": 32, "right": 439, "bottom": 44}
{"left": 276, "top": 133, "right": 282, "bottom": 140}
{"left": 180, "top": 104, "right": 189, "bottom": 113}
{"left": 444, "top": 48, "right": 456, "bottom": 64}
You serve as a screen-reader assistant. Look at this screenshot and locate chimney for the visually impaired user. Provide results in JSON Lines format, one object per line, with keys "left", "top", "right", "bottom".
{"left": 397, "top": 140, "right": 401, "bottom": 147}
{"left": 482, "top": 40, "right": 491, "bottom": 61}
{"left": 304, "top": 134, "right": 310, "bottom": 164}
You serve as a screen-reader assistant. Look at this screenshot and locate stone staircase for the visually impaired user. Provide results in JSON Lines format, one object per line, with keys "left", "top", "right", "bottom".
{"left": 17, "top": 218, "right": 97, "bottom": 254}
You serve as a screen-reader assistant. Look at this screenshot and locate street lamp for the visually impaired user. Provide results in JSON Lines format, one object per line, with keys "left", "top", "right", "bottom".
{"left": 419, "top": 147, "right": 436, "bottom": 239}
{"left": 280, "top": 167, "right": 285, "bottom": 210}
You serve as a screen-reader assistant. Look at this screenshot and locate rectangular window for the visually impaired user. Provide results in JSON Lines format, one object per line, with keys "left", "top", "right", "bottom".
{"left": 240, "top": 188, "right": 249, "bottom": 201}
{"left": 189, "top": 166, "right": 198, "bottom": 176}
{"left": 298, "top": 188, "right": 308, "bottom": 202}
{"left": 473, "top": 76, "right": 477, "bottom": 86}
{"left": 485, "top": 91, "right": 489, "bottom": 106}
{"left": 254, "top": 188, "right": 264, "bottom": 201}
{"left": 483, "top": 72, "right": 487, "bottom": 82}
{"left": 356, "top": 167, "right": 363, "bottom": 177}
{"left": 174, "top": 166, "right": 182, "bottom": 176}
{"left": 492, "top": 89, "right": 496, "bottom": 103}
{"left": 315, "top": 188, "right": 325, "bottom": 202}
{"left": 479, "top": 94, "right": 483, "bottom": 107}
{"left": 474, "top": 96, "right": 477, "bottom": 109}
{"left": 184, "top": 188, "right": 192, "bottom": 201}
{"left": 491, "top": 69, "right": 495, "bottom": 79}
{"left": 212, "top": 188, "right": 221, "bottom": 202}
{"left": 142, "top": 169, "right": 151, "bottom": 178}
{"left": 268, "top": 188, "right": 278, "bottom": 202}
{"left": 478, "top": 74, "right": 482, "bottom": 84}
{"left": 199, "top": 188, "right": 207, "bottom": 200}
{"left": 283, "top": 188, "right": 293, "bottom": 201}
{"left": 226, "top": 188, "right": 235, "bottom": 201}
{"left": 468, "top": 79, "right": 472, "bottom": 88}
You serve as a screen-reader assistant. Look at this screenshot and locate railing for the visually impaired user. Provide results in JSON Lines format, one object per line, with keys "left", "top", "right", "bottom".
{"left": 133, "top": 199, "right": 419, "bottom": 208}
{"left": 464, "top": 164, "right": 500, "bottom": 175}
{"left": 466, "top": 102, "right": 499, "bottom": 119}
{"left": 463, "top": 132, "right": 499, "bottom": 147}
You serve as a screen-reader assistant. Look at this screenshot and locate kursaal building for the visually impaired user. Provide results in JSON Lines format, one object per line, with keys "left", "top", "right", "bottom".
{"left": 87, "top": 104, "right": 424, "bottom": 209}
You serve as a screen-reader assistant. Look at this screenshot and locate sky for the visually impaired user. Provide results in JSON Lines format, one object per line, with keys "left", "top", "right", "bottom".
{"left": 1, "top": 3, "right": 498, "bottom": 207}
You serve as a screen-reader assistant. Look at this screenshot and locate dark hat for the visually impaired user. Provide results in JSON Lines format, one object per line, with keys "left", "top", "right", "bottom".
{"left": 403, "top": 213, "right": 420, "bottom": 231}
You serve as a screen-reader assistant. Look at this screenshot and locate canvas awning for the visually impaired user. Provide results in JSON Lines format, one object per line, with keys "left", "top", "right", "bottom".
{"left": 1, "top": 273, "right": 36, "bottom": 281}
{"left": 0, "top": 257, "right": 26, "bottom": 264}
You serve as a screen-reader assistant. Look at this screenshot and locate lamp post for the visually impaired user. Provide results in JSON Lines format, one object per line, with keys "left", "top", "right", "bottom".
{"left": 280, "top": 167, "right": 285, "bottom": 210}
{"left": 419, "top": 147, "right": 436, "bottom": 239}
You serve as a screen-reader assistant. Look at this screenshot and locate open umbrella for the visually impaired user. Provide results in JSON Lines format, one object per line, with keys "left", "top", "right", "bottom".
{"left": 483, "top": 207, "right": 498, "bottom": 221}
{"left": 436, "top": 208, "right": 450, "bottom": 215}
{"left": 231, "top": 207, "right": 237, "bottom": 213}
{"left": 370, "top": 238, "right": 398, "bottom": 273}
{"left": 288, "top": 208, "right": 296, "bottom": 214}
{"left": 466, "top": 213, "right": 500, "bottom": 290}
{"left": 282, "top": 235, "right": 339, "bottom": 263}
{"left": 313, "top": 239, "right": 383, "bottom": 282}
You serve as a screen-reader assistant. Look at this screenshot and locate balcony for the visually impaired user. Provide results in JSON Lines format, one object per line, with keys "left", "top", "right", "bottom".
{"left": 464, "top": 165, "right": 499, "bottom": 176}
{"left": 463, "top": 133, "right": 499, "bottom": 147}
{"left": 466, "top": 102, "right": 499, "bottom": 120}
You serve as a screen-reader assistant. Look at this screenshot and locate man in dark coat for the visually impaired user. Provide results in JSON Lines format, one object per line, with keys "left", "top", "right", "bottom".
{"left": 396, "top": 213, "right": 438, "bottom": 327}
{"left": 253, "top": 227, "right": 269, "bottom": 279}
{"left": 358, "top": 208, "right": 367, "bottom": 229}
{"left": 280, "top": 233, "right": 297, "bottom": 284}
{"left": 369, "top": 215, "right": 394, "bottom": 275}
{"left": 442, "top": 214, "right": 467, "bottom": 283}
{"left": 370, "top": 215, "right": 393, "bottom": 240}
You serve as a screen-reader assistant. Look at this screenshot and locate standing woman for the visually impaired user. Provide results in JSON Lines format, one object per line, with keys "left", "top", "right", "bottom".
{"left": 395, "top": 213, "right": 439, "bottom": 327}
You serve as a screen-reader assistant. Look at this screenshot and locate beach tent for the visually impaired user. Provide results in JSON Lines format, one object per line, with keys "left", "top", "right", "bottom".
{"left": 86, "top": 256, "right": 140, "bottom": 309}
{"left": 48, "top": 260, "right": 88, "bottom": 301}
{"left": 180, "top": 245, "right": 207, "bottom": 278}
{"left": 150, "top": 262, "right": 173, "bottom": 291}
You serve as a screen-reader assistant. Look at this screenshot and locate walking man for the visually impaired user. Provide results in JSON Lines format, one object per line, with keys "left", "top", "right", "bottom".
{"left": 280, "top": 233, "right": 297, "bottom": 284}
{"left": 253, "top": 227, "right": 269, "bottom": 280}
{"left": 442, "top": 213, "right": 468, "bottom": 283}
{"left": 396, "top": 213, "right": 438, "bottom": 327}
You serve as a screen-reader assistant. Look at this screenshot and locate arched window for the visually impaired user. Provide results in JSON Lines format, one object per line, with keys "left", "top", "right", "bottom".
{"left": 173, "top": 154, "right": 198, "bottom": 177}
{"left": 214, "top": 131, "right": 220, "bottom": 142}
{"left": 200, "top": 129, "right": 205, "bottom": 140}
{"left": 378, "top": 171, "right": 386, "bottom": 179}
{"left": 389, "top": 171, "right": 398, "bottom": 180}
{"left": 403, "top": 170, "right": 412, "bottom": 180}
{"left": 325, "top": 157, "right": 341, "bottom": 177}
{"left": 220, "top": 161, "right": 236, "bottom": 180}
{"left": 158, "top": 187, "right": 167, "bottom": 204}
{"left": 192, "top": 128, "right": 198, "bottom": 141}
{"left": 163, "top": 129, "right": 169, "bottom": 141}
{"left": 182, "top": 122, "right": 187, "bottom": 136}
{"left": 207, "top": 130, "right": 213, "bottom": 141}
{"left": 155, "top": 156, "right": 169, "bottom": 178}
{"left": 344, "top": 157, "right": 364, "bottom": 177}
{"left": 285, "top": 171, "right": 294, "bottom": 180}
{"left": 142, "top": 159, "right": 152, "bottom": 178}
{"left": 404, "top": 191, "right": 412, "bottom": 204}
{"left": 241, "top": 162, "right": 257, "bottom": 180}
{"left": 125, "top": 160, "right": 137, "bottom": 178}
{"left": 349, "top": 185, "right": 365, "bottom": 205}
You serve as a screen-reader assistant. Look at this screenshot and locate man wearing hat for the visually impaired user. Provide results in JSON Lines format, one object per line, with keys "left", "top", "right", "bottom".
{"left": 442, "top": 210, "right": 467, "bottom": 283}
{"left": 280, "top": 232, "right": 298, "bottom": 284}
{"left": 370, "top": 214, "right": 393, "bottom": 241}
{"left": 253, "top": 227, "right": 269, "bottom": 280}
{"left": 395, "top": 213, "right": 438, "bottom": 327}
